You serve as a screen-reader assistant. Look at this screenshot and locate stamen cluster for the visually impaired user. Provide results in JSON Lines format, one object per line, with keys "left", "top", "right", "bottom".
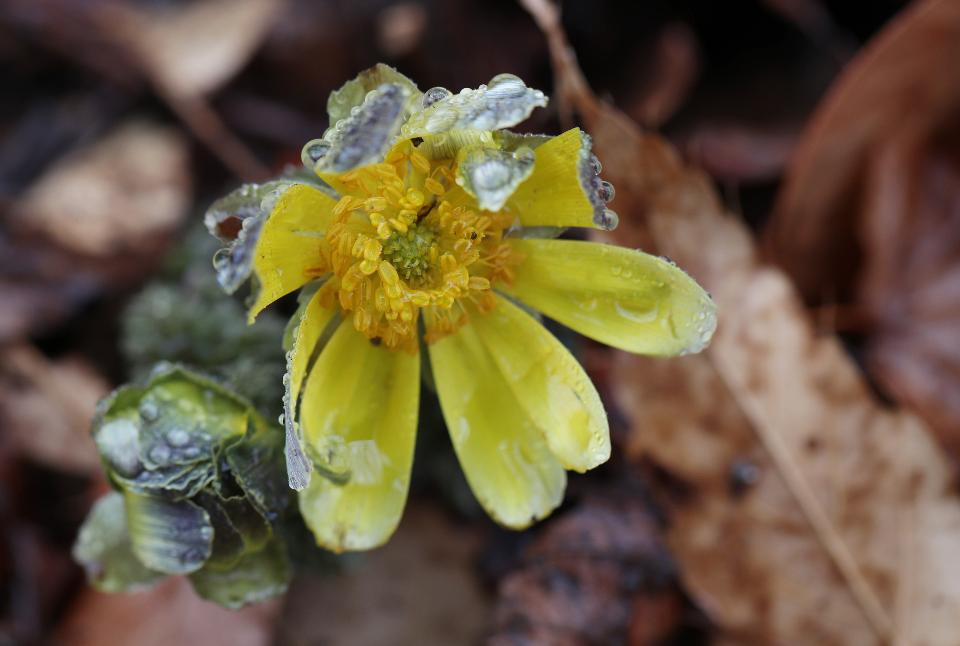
{"left": 321, "top": 142, "right": 519, "bottom": 350}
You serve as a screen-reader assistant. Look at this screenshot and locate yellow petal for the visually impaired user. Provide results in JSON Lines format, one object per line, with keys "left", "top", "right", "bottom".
{"left": 248, "top": 184, "right": 336, "bottom": 322}
{"left": 471, "top": 295, "right": 609, "bottom": 472}
{"left": 298, "top": 322, "right": 419, "bottom": 551}
{"left": 282, "top": 285, "right": 337, "bottom": 491}
{"left": 502, "top": 238, "right": 717, "bottom": 356}
{"left": 506, "top": 128, "right": 616, "bottom": 230}
{"left": 429, "top": 320, "right": 566, "bottom": 529}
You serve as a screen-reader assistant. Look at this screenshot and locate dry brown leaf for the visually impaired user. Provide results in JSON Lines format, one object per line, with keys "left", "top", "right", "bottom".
{"left": 520, "top": 0, "right": 960, "bottom": 643}
{"left": 0, "top": 344, "right": 105, "bottom": 474}
{"left": 766, "top": 0, "right": 960, "bottom": 453}
{"left": 489, "top": 497, "right": 683, "bottom": 646}
{"left": 104, "top": 0, "right": 282, "bottom": 99}
{"left": 56, "top": 576, "right": 279, "bottom": 646}
{"left": 11, "top": 121, "right": 190, "bottom": 257}
{"left": 278, "top": 503, "right": 490, "bottom": 646}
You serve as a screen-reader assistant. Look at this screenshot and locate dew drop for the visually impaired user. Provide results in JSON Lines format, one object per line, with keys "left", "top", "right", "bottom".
{"left": 148, "top": 444, "right": 172, "bottom": 465}
{"left": 422, "top": 86, "right": 451, "bottom": 108}
{"left": 598, "top": 208, "right": 619, "bottom": 230}
{"left": 166, "top": 428, "right": 190, "bottom": 447}
{"left": 301, "top": 139, "right": 331, "bottom": 168}
{"left": 599, "top": 180, "right": 615, "bottom": 203}
{"left": 138, "top": 402, "right": 159, "bottom": 423}
{"left": 486, "top": 73, "right": 527, "bottom": 99}
{"left": 589, "top": 154, "right": 602, "bottom": 175}
{"left": 614, "top": 301, "right": 658, "bottom": 324}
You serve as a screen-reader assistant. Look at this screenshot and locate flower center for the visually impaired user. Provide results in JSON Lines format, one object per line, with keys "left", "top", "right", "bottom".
{"left": 320, "top": 140, "right": 520, "bottom": 351}
{"left": 382, "top": 223, "right": 437, "bottom": 285}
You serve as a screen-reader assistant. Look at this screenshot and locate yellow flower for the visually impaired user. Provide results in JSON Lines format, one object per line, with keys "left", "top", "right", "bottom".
{"left": 207, "top": 65, "right": 716, "bottom": 552}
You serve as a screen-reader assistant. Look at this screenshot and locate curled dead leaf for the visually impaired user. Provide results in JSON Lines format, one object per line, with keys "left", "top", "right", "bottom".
{"left": 521, "top": 0, "right": 960, "bottom": 643}
{"left": 765, "top": 0, "right": 960, "bottom": 453}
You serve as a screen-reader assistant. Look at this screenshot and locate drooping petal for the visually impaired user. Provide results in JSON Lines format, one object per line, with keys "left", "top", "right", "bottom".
{"left": 247, "top": 184, "right": 337, "bottom": 322}
{"left": 399, "top": 73, "right": 547, "bottom": 138}
{"left": 325, "top": 63, "right": 422, "bottom": 128}
{"left": 428, "top": 320, "right": 566, "bottom": 529}
{"left": 303, "top": 83, "right": 414, "bottom": 177}
{"left": 502, "top": 238, "right": 717, "bottom": 356}
{"left": 282, "top": 286, "right": 338, "bottom": 490}
{"left": 298, "top": 322, "right": 419, "bottom": 552}
{"left": 506, "top": 128, "right": 616, "bottom": 230}
{"left": 471, "top": 295, "right": 609, "bottom": 472}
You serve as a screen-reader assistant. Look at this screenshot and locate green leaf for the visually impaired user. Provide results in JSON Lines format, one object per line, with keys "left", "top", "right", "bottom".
{"left": 188, "top": 540, "right": 291, "bottom": 609}
{"left": 225, "top": 418, "right": 291, "bottom": 519}
{"left": 195, "top": 490, "right": 272, "bottom": 570}
{"left": 72, "top": 493, "right": 163, "bottom": 593}
{"left": 195, "top": 491, "right": 247, "bottom": 570}
{"left": 125, "top": 491, "right": 213, "bottom": 575}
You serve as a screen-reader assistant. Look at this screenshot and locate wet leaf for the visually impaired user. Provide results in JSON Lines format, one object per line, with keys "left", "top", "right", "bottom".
{"left": 224, "top": 420, "right": 291, "bottom": 520}
{"left": 72, "top": 493, "right": 163, "bottom": 594}
{"left": 765, "top": 0, "right": 960, "bottom": 452}
{"left": 189, "top": 540, "right": 290, "bottom": 609}
{"left": 522, "top": 1, "right": 960, "bottom": 643}
{"left": 124, "top": 491, "right": 213, "bottom": 575}
{"left": 490, "top": 498, "right": 682, "bottom": 645}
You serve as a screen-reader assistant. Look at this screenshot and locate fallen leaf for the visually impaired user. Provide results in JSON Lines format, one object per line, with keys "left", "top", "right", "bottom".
{"left": 489, "top": 497, "right": 684, "bottom": 646}
{"left": 631, "top": 22, "right": 700, "bottom": 129}
{"left": 11, "top": 121, "right": 190, "bottom": 257}
{"left": 765, "top": 0, "right": 960, "bottom": 453}
{"left": 521, "top": 0, "right": 960, "bottom": 643}
{"left": 277, "top": 502, "right": 490, "bottom": 646}
{"left": 0, "top": 344, "right": 106, "bottom": 475}
{"left": 103, "top": 0, "right": 283, "bottom": 100}
{"left": 56, "top": 576, "right": 278, "bottom": 646}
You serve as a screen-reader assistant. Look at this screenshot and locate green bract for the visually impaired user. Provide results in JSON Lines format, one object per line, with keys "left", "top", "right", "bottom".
{"left": 74, "top": 364, "right": 292, "bottom": 608}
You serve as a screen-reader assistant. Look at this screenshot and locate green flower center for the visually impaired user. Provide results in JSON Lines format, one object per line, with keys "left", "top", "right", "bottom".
{"left": 382, "top": 223, "right": 437, "bottom": 285}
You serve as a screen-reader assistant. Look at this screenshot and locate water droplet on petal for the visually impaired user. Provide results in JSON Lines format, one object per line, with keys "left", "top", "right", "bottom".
{"left": 589, "top": 154, "right": 602, "bottom": 175}
{"left": 422, "top": 86, "right": 451, "bottom": 108}
{"left": 599, "top": 180, "right": 615, "bottom": 203}
{"left": 301, "top": 139, "right": 331, "bottom": 168}
{"left": 598, "top": 208, "right": 618, "bottom": 230}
